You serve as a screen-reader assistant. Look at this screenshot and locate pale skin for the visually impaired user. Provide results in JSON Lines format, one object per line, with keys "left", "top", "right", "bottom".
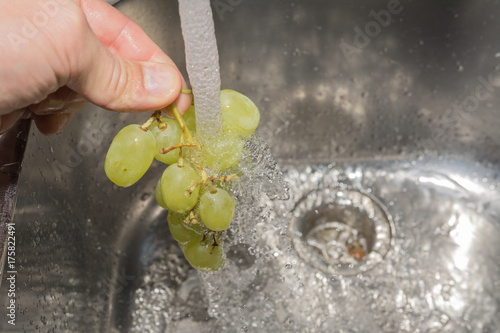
{"left": 0, "top": 0, "right": 191, "bottom": 135}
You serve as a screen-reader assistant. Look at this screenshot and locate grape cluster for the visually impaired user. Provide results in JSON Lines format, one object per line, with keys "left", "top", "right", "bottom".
{"left": 104, "top": 89, "right": 260, "bottom": 271}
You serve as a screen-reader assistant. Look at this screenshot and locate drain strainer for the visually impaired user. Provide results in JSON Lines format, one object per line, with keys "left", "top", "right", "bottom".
{"left": 291, "top": 189, "right": 393, "bottom": 276}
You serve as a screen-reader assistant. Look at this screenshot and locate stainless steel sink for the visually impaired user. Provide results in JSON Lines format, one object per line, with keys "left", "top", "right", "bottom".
{"left": 1, "top": 0, "right": 500, "bottom": 332}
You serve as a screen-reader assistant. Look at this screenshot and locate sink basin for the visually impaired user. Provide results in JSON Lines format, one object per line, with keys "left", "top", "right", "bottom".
{"left": 1, "top": 0, "right": 500, "bottom": 332}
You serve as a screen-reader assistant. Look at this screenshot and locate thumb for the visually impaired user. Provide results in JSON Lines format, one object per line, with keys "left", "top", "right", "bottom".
{"left": 67, "top": 34, "right": 182, "bottom": 112}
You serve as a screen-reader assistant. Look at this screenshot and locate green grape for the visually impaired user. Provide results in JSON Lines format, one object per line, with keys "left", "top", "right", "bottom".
{"left": 220, "top": 89, "right": 260, "bottom": 137}
{"left": 182, "top": 239, "right": 226, "bottom": 271}
{"left": 160, "top": 163, "right": 200, "bottom": 213}
{"left": 104, "top": 124, "right": 156, "bottom": 187}
{"left": 199, "top": 189, "right": 235, "bottom": 231}
{"left": 150, "top": 119, "right": 181, "bottom": 165}
{"left": 201, "top": 133, "right": 244, "bottom": 170}
{"left": 167, "top": 211, "right": 203, "bottom": 244}
{"left": 155, "top": 179, "right": 168, "bottom": 209}
{"left": 183, "top": 104, "right": 197, "bottom": 133}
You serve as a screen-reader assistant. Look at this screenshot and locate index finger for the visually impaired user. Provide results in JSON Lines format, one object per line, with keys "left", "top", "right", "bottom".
{"left": 78, "top": 0, "right": 192, "bottom": 112}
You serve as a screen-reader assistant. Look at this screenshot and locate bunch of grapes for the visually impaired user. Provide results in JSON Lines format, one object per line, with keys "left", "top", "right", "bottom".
{"left": 104, "top": 89, "right": 260, "bottom": 271}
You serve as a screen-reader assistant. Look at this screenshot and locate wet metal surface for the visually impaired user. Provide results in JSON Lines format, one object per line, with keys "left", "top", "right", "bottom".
{"left": 0, "top": 119, "right": 30, "bottom": 285}
{"left": 1, "top": 0, "right": 499, "bottom": 332}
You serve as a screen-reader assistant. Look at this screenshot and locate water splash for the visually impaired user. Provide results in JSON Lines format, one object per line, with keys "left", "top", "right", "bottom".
{"left": 129, "top": 159, "right": 500, "bottom": 332}
{"left": 195, "top": 161, "right": 500, "bottom": 332}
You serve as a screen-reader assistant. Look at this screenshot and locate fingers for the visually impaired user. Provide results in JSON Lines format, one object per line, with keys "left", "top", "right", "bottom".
{"left": 32, "top": 110, "right": 78, "bottom": 136}
{"left": 66, "top": 0, "right": 190, "bottom": 113}
{"left": 0, "top": 0, "right": 192, "bottom": 137}
{"left": 68, "top": 24, "right": 183, "bottom": 113}
{"left": 0, "top": 109, "right": 29, "bottom": 135}
{"left": 175, "top": 81, "right": 193, "bottom": 115}
{"left": 80, "top": 0, "right": 175, "bottom": 64}
{"left": 29, "top": 87, "right": 86, "bottom": 115}
{"left": 28, "top": 86, "right": 86, "bottom": 135}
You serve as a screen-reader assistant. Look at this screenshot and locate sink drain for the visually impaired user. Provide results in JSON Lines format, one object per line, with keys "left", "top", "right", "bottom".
{"left": 291, "top": 189, "right": 393, "bottom": 275}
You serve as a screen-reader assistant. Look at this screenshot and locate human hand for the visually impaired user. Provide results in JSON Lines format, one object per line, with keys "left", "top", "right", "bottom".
{"left": 0, "top": 0, "right": 191, "bottom": 135}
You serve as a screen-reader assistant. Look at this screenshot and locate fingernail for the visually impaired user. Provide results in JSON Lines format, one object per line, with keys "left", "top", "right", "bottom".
{"left": 44, "top": 99, "right": 66, "bottom": 112}
{"left": 61, "top": 102, "right": 87, "bottom": 114}
{"left": 67, "top": 95, "right": 87, "bottom": 104}
{"left": 143, "top": 64, "right": 177, "bottom": 96}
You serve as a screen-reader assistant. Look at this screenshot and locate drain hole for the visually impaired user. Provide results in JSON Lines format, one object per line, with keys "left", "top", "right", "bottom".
{"left": 302, "top": 205, "right": 375, "bottom": 262}
{"left": 291, "top": 189, "right": 393, "bottom": 276}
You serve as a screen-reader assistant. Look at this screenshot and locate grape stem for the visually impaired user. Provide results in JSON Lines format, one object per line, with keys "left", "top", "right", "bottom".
{"left": 186, "top": 173, "right": 239, "bottom": 196}
{"left": 159, "top": 143, "right": 198, "bottom": 155}
{"left": 166, "top": 103, "right": 196, "bottom": 168}
{"left": 210, "top": 234, "right": 218, "bottom": 254}
{"left": 209, "top": 182, "right": 218, "bottom": 194}
{"left": 209, "top": 174, "right": 239, "bottom": 184}
{"left": 183, "top": 211, "right": 199, "bottom": 225}
{"left": 139, "top": 110, "right": 163, "bottom": 131}
{"left": 180, "top": 89, "right": 194, "bottom": 105}
{"left": 170, "top": 104, "right": 194, "bottom": 143}
{"left": 201, "top": 232, "right": 221, "bottom": 254}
